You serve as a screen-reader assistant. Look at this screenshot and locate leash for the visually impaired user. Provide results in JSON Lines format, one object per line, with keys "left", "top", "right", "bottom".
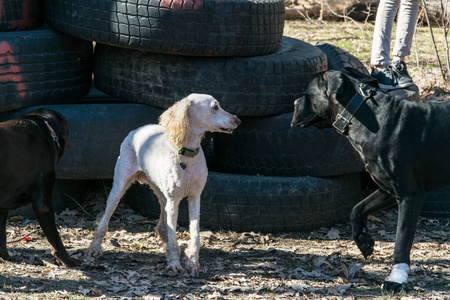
{"left": 333, "top": 83, "right": 376, "bottom": 135}
{"left": 173, "top": 145, "right": 200, "bottom": 170}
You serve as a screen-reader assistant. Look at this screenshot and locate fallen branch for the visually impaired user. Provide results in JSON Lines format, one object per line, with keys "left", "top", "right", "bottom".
{"left": 65, "top": 193, "right": 96, "bottom": 220}
{"left": 7, "top": 229, "right": 40, "bottom": 244}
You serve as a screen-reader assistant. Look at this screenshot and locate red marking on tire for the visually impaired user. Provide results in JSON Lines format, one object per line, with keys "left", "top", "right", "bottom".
{"left": 0, "top": 41, "right": 27, "bottom": 98}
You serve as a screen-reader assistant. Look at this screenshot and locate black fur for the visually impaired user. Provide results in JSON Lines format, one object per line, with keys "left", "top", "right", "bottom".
{"left": 292, "top": 69, "right": 450, "bottom": 291}
{"left": 0, "top": 108, "right": 79, "bottom": 267}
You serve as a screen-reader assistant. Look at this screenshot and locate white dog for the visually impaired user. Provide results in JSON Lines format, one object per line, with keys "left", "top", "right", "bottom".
{"left": 85, "top": 94, "right": 240, "bottom": 276}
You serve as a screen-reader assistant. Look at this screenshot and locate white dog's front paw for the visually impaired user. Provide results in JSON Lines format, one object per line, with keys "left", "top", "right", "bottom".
{"left": 185, "top": 258, "right": 199, "bottom": 277}
{"left": 184, "top": 249, "right": 200, "bottom": 277}
{"left": 166, "top": 260, "right": 185, "bottom": 275}
{"left": 85, "top": 243, "right": 104, "bottom": 259}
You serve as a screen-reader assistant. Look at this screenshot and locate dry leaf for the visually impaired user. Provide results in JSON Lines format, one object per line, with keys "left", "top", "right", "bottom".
{"left": 326, "top": 228, "right": 341, "bottom": 240}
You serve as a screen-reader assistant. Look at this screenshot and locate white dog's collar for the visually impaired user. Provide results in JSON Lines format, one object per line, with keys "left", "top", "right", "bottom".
{"left": 176, "top": 146, "right": 200, "bottom": 157}
{"left": 174, "top": 145, "right": 200, "bottom": 170}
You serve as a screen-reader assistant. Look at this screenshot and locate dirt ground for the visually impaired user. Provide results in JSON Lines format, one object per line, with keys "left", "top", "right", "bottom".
{"left": 0, "top": 184, "right": 449, "bottom": 300}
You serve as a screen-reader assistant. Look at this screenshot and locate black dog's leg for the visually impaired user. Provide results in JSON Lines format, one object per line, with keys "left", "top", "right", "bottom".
{"left": 33, "top": 192, "right": 80, "bottom": 267}
{"left": 0, "top": 210, "right": 9, "bottom": 259}
{"left": 383, "top": 192, "right": 425, "bottom": 292}
{"left": 350, "top": 188, "right": 396, "bottom": 258}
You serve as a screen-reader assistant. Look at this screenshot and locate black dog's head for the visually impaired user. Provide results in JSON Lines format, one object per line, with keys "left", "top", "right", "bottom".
{"left": 24, "top": 108, "right": 71, "bottom": 161}
{"left": 291, "top": 69, "right": 377, "bottom": 130}
{"left": 291, "top": 70, "right": 346, "bottom": 129}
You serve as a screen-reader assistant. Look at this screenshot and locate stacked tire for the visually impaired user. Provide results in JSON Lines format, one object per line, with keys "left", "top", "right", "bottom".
{"left": 0, "top": 0, "right": 95, "bottom": 216}
{"left": 42, "top": 0, "right": 370, "bottom": 232}
{"left": 0, "top": 0, "right": 165, "bottom": 217}
{"left": 1, "top": 0, "right": 368, "bottom": 229}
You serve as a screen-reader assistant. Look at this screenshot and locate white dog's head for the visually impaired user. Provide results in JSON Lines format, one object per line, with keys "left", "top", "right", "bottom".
{"left": 159, "top": 94, "right": 241, "bottom": 146}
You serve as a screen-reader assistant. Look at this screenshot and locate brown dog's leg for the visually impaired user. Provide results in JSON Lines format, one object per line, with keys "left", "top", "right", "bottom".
{"left": 350, "top": 188, "right": 396, "bottom": 258}
{"left": 0, "top": 210, "right": 9, "bottom": 259}
{"left": 33, "top": 194, "right": 80, "bottom": 267}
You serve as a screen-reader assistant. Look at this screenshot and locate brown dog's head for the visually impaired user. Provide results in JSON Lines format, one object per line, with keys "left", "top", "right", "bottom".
{"left": 23, "top": 108, "right": 71, "bottom": 162}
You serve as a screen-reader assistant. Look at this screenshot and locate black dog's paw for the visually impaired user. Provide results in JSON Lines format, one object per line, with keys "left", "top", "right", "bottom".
{"left": 353, "top": 229, "right": 374, "bottom": 259}
{"left": 57, "top": 256, "right": 81, "bottom": 268}
{"left": 382, "top": 281, "right": 406, "bottom": 293}
{"left": 0, "top": 250, "right": 10, "bottom": 260}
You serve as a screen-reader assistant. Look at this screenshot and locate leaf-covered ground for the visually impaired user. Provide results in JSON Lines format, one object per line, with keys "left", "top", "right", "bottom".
{"left": 0, "top": 187, "right": 449, "bottom": 299}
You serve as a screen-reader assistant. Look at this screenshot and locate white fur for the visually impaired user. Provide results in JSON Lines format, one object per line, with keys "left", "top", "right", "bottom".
{"left": 385, "top": 263, "right": 410, "bottom": 284}
{"left": 85, "top": 94, "right": 240, "bottom": 276}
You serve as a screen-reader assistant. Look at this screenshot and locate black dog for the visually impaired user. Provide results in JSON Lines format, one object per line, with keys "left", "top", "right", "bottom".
{"left": 0, "top": 108, "right": 79, "bottom": 267}
{"left": 291, "top": 69, "right": 449, "bottom": 292}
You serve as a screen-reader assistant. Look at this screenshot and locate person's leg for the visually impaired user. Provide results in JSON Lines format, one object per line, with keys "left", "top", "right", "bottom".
{"left": 392, "top": 0, "right": 420, "bottom": 62}
{"left": 371, "top": 0, "right": 401, "bottom": 69}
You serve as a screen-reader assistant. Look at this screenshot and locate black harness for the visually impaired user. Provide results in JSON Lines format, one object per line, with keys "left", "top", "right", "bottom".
{"left": 332, "top": 84, "right": 376, "bottom": 135}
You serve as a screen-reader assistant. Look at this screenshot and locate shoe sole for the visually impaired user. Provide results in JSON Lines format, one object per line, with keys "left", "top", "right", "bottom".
{"left": 378, "top": 82, "right": 415, "bottom": 90}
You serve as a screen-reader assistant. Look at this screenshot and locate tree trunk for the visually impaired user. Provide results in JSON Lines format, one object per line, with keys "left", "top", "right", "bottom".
{"left": 418, "top": 0, "right": 450, "bottom": 26}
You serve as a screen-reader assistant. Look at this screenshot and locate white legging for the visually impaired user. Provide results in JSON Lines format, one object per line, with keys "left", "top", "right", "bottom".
{"left": 371, "top": 0, "right": 420, "bottom": 66}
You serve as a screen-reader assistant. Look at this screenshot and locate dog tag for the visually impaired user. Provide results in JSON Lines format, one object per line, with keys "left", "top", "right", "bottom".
{"left": 180, "top": 162, "right": 187, "bottom": 170}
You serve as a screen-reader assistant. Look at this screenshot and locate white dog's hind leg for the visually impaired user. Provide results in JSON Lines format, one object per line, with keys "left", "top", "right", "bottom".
{"left": 184, "top": 194, "right": 201, "bottom": 276}
{"left": 153, "top": 189, "right": 168, "bottom": 243}
{"left": 164, "top": 196, "right": 184, "bottom": 274}
{"left": 86, "top": 151, "right": 138, "bottom": 259}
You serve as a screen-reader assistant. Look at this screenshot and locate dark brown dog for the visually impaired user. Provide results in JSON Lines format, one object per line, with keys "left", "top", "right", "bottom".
{"left": 291, "top": 69, "right": 448, "bottom": 292}
{"left": 0, "top": 108, "right": 79, "bottom": 267}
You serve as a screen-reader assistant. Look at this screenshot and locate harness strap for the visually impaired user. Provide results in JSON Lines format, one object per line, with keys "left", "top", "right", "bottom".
{"left": 332, "top": 84, "right": 375, "bottom": 135}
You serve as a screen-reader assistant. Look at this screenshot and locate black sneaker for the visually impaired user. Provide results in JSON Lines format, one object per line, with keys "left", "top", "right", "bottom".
{"left": 371, "top": 61, "right": 414, "bottom": 90}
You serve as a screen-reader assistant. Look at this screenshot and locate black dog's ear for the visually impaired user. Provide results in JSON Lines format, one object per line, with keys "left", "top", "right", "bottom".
{"left": 342, "top": 67, "right": 380, "bottom": 88}
{"left": 324, "top": 70, "right": 345, "bottom": 97}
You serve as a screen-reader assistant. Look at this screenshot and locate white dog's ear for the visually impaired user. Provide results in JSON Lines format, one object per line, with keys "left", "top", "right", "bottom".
{"left": 159, "top": 98, "right": 193, "bottom": 146}
{"left": 325, "top": 71, "right": 345, "bottom": 97}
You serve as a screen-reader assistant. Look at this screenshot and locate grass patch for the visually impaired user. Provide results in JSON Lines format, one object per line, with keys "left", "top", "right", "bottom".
{"left": 284, "top": 19, "right": 450, "bottom": 93}
{"left": 284, "top": 19, "right": 449, "bottom": 76}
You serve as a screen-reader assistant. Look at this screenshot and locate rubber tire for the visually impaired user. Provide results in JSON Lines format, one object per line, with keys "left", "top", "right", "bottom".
{"left": 125, "top": 172, "right": 362, "bottom": 233}
{"left": 212, "top": 112, "right": 364, "bottom": 177}
{"left": 311, "top": 42, "right": 370, "bottom": 75}
{"left": 422, "top": 187, "right": 450, "bottom": 219}
{"left": 94, "top": 37, "right": 328, "bottom": 116}
{"left": 313, "top": 42, "right": 421, "bottom": 101}
{"left": 0, "top": 0, "right": 44, "bottom": 31}
{"left": 45, "top": 0, "right": 285, "bottom": 57}
{"left": 0, "top": 102, "right": 164, "bottom": 179}
{"left": 8, "top": 179, "right": 102, "bottom": 218}
{"left": 0, "top": 26, "right": 93, "bottom": 112}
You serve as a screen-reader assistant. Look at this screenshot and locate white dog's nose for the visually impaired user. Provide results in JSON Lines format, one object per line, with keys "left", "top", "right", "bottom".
{"left": 234, "top": 116, "right": 241, "bottom": 127}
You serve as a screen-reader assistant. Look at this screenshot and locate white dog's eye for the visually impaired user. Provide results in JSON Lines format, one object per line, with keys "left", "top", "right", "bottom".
{"left": 212, "top": 103, "right": 219, "bottom": 110}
